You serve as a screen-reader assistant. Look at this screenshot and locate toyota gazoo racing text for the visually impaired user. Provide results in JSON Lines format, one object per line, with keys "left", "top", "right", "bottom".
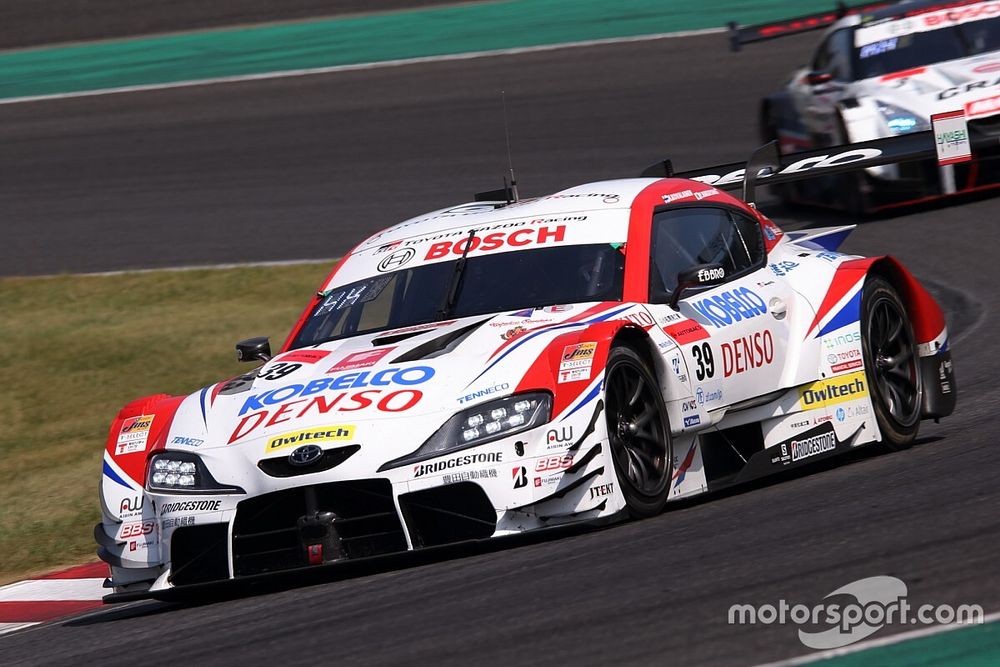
{"left": 96, "top": 148, "right": 956, "bottom": 600}
{"left": 732, "top": 0, "right": 1000, "bottom": 212}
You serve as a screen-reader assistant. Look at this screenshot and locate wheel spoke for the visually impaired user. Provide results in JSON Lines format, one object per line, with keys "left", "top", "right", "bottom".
{"left": 627, "top": 374, "right": 644, "bottom": 407}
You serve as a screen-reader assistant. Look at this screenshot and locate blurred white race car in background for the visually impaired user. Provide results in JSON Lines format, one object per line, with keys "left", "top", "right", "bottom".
{"left": 731, "top": 0, "right": 1000, "bottom": 212}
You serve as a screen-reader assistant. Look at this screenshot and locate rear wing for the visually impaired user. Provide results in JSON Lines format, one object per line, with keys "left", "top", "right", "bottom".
{"left": 727, "top": 1, "right": 896, "bottom": 51}
{"left": 641, "top": 130, "right": 970, "bottom": 204}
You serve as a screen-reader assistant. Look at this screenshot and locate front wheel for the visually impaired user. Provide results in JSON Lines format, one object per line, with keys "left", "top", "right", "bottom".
{"left": 861, "top": 277, "right": 922, "bottom": 450}
{"left": 604, "top": 346, "right": 672, "bottom": 517}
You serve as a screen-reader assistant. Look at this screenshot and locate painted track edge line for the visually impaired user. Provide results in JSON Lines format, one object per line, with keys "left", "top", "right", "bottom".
{"left": 0, "top": 27, "right": 725, "bottom": 106}
{"left": 13, "top": 257, "right": 340, "bottom": 280}
{"left": 751, "top": 609, "right": 1000, "bottom": 667}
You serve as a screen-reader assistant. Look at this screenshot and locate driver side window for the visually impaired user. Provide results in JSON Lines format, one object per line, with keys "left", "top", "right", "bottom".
{"left": 649, "top": 206, "right": 764, "bottom": 302}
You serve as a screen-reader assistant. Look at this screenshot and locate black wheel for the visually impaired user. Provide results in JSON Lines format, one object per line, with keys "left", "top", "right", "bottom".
{"left": 604, "top": 346, "right": 672, "bottom": 517}
{"left": 861, "top": 277, "right": 922, "bottom": 450}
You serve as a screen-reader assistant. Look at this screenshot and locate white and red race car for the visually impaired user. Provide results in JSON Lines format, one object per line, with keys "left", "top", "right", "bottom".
{"left": 732, "top": 0, "right": 1000, "bottom": 212}
{"left": 96, "top": 141, "right": 956, "bottom": 601}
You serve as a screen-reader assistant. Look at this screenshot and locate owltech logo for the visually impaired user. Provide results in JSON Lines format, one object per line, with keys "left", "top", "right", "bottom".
{"left": 798, "top": 371, "right": 868, "bottom": 409}
{"left": 265, "top": 426, "right": 355, "bottom": 453}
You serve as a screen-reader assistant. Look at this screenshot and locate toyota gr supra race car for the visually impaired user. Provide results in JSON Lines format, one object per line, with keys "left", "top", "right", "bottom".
{"left": 95, "top": 138, "right": 957, "bottom": 601}
{"left": 731, "top": 0, "right": 1000, "bottom": 212}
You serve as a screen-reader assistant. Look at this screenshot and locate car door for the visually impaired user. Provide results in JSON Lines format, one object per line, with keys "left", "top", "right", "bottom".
{"left": 645, "top": 205, "right": 795, "bottom": 411}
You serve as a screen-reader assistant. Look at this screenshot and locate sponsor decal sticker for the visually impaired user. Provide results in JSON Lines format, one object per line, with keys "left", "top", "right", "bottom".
{"left": 160, "top": 500, "right": 222, "bottom": 514}
{"left": 798, "top": 371, "right": 868, "bottom": 409}
{"left": 559, "top": 342, "right": 597, "bottom": 383}
{"left": 663, "top": 319, "right": 710, "bottom": 344}
{"left": 265, "top": 425, "right": 355, "bottom": 453}
{"left": 443, "top": 469, "right": 499, "bottom": 484}
{"left": 327, "top": 348, "right": 395, "bottom": 372}
{"left": 162, "top": 515, "right": 197, "bottom": 529}
{"left": 790, "top": 431, "right": 837, "bottom": 462}
{"left": 683, "top": 415, "right": 701, "bottom": 428}
{"left": 691, "top": 287, "right": 768, "bottom": 328}
{"left": 414, "top": 452, "right": 502, "bottom": 477}
{"left": 116, "top": 415, "right": 154, "bottom": 455}
{"left": 278, "top": 349, "right": 331, "bottom": 364}
{"left": 458, "top": 382, "right": 510, "bottom": 405}
{"left": 589, "top": 482, "right": 614, "bottom": 500}
{"left": 831, "top": 359, "right": 863, "bottom": 373}
{"left": 721, "top": 330, "right": 774, "bottom": 377}
{"left": 932, "top": 110, "right": 972, "bottom": 165}
{"left": 425, "top": 225, "right": 567, "bottom": 260}
{"left": 170, "top": 436, "right": 204, "bottom": 447}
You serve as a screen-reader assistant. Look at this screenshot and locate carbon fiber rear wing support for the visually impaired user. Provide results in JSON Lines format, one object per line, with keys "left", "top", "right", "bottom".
{"left": 662, "top": 131, "right": 949, "bottom": 205}
{"left": 727, "top": 1, "right": 895, "bottom": 51}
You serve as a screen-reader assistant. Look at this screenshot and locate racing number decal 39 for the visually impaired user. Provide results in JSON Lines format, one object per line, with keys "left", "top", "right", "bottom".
{"left": 691, "top": 342, "right": 715, "bottom": 381}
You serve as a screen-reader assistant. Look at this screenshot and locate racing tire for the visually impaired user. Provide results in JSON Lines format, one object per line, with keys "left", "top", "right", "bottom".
{"left": 860, "top": 277, "right": 922, "bottom": 450}
{"left": 604, "top": 345, "right": 672, "bottom": 517}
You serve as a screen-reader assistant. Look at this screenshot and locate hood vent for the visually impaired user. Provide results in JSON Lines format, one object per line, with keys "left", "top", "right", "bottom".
{"left": 391, "top": 318, "right": 490, "bottom": 363}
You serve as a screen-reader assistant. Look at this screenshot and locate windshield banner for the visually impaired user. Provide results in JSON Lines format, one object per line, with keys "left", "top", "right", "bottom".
{"left": 855, "top": 1, "right": 1000, "bottom": 47}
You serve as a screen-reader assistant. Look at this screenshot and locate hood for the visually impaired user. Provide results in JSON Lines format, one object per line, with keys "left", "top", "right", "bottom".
{"left": 163, "top": 303, "right": 619, "bottom": 463}
{"left": 859, "top": 54, "right": 1000, "bottom": 119}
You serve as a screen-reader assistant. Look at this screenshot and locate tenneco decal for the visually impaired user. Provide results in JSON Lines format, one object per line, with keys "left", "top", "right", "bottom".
{"left": 691, "top": 287, "right": 768, "bottom": 328}
{"left": 229, "top": 367, "right": 434, "bottom": 443}
{"left": 691, "top": 149, "right": 883, "bottom": 189}
{"left": 265, "top": 426, "right": 355, "bottom": 453}
{"left": 798, "top": 371, "right": 868, "bottom": 409}
{"left": 790, "top": 431, "right": 837, "bottom": 462}
{"left": 413, "top": 452, "right": 502, "bottom": 477}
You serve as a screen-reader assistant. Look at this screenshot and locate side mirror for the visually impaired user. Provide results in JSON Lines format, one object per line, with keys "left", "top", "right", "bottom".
{"left": 669, "top": 263, "right": 726, "bottom": 310}
{"left": 236, "top": 336, "right": 271, "bottom": 363}
{"left": 806, "top": 71, "right": 834, "bottom": 86}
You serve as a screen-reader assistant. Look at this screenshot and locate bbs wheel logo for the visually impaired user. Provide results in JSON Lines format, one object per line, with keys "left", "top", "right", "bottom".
{"left": 377, "top": 248, "right": 415, "bottom": 272}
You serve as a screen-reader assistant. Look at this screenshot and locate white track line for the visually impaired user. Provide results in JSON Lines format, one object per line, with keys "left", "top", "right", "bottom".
{"left": 0, "top": 27, "right": 724, "bottom": 106}
{"left": 16, "top": 257, "right": 338, "bottom": 279}
{"left": 0, "top": 622, "right": 38, "bottom": 636}
{"left": 753, "top": 610, "right": 1000, "bottom": 666}
{"left": 0, "top": 578, "right": 106, "bottom": 602}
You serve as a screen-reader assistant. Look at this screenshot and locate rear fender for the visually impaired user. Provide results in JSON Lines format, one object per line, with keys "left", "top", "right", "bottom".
{"left": 825, "top": 257, "right": 955, "bottom": 420}
{"left": 866, "top": 257, "right": 956, "bottom": 419}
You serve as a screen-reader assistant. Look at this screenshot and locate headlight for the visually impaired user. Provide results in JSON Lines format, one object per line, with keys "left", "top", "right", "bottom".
{"left": 877, "top": 101, "right": 930, "bottom": 135}
{"left": 147, "top": 451, "right": 244, "bottom": 494}
{"left": 379, "top": 392, "right": 551, "bottom": 470}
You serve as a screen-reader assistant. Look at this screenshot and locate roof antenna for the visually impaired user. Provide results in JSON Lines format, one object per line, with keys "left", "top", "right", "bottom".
{"left": 501, "top": 90, "right": 519, "bottom": 203}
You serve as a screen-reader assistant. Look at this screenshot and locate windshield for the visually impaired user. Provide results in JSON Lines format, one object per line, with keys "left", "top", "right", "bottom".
{"left": 291, "top": 243, "right": 625, "bottom": 348}
{"left": 854, "top": 14, "right": 1000, "bottom": 79}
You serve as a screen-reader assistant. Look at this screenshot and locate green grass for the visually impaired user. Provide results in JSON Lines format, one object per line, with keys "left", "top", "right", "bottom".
{"left": 0, "top": 263, "right": 330, "bottom": 584}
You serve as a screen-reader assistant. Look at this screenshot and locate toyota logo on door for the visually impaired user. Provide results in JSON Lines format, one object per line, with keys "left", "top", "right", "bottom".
{"left": 377, "top": 248, "right": 415, "bottom": 272}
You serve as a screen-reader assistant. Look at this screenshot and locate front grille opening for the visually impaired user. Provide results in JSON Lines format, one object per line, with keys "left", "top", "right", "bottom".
{"left": 398, "top": 482, "right": 497, "bottom": 548}
{"left": 257, "top": 445, "right": 360, "bottom": 477}
{"left": 232, "top": 479, "right": 407, "bottom": 577}
{"left": 169, "top": 523, "right": 230, "bottom": 586}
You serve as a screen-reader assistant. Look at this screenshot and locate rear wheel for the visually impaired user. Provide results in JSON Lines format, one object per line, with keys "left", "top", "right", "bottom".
{"left": 861, "top": 277, "right": 922, "bottom": 450}
{"left": 604, "top": 346, "right": 672, "bottom": 517}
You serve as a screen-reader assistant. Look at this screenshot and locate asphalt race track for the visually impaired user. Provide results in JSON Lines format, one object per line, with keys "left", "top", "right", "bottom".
{"left": 4, "top": 30, "right": 1000, "bottom": 667}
